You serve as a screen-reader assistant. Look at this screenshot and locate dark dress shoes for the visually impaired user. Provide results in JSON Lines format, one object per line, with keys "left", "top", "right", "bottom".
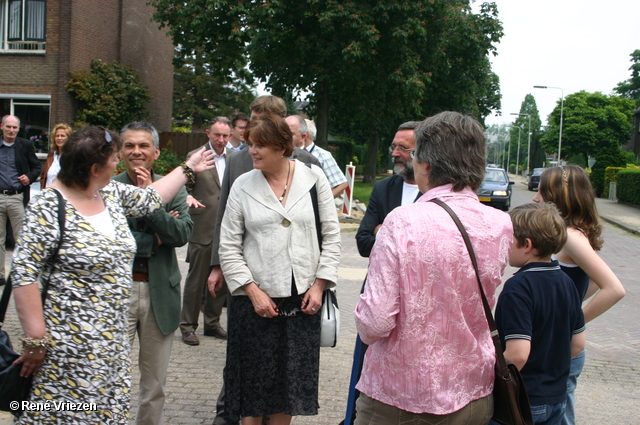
{"left": 182, "top": 331, "right": 200, "bottom": 346}
{"left": 204, "top": 326, "right": 227, "bottom": 340}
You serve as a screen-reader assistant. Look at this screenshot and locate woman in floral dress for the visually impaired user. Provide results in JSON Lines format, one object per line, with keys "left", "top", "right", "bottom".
{"left": 10, "top": 126, "right": 213, "bottom": 424}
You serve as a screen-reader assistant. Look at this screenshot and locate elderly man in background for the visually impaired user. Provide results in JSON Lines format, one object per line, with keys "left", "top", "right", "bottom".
{"left": 303, "top": 119, "right": 348, "bottom": 198}
{"left": 341, "top": 121, "right": 422, "bottom": 425}
{"left": 0, "top": 114, "right": 41, "bottom": 286}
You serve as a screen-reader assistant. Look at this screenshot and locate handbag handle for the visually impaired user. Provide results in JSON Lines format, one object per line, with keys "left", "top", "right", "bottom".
{"left": 429, "top": 198, "right": 512, "bottom": 381}
{"left": 306, "top": 163, "right": 323, "bottom": 252}
{"left": 0, "top": 189, "right": 66, "bottom": 327}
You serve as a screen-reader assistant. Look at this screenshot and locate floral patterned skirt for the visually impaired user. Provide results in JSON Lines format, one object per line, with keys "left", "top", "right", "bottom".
{"left": 224, "top": 296, "right": 321, "bottom": 422}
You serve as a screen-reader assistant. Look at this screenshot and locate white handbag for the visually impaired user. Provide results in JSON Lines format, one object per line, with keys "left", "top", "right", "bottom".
{"left": 306, "top": 164, "right": 341, "bottom": 348}
{"left": 320, "top": 288, "right": 340, "bottom": 347}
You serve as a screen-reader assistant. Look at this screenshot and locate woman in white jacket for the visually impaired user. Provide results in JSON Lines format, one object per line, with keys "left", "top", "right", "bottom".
{"left": 219, "top": 114, "right": 340, "bottom": 425}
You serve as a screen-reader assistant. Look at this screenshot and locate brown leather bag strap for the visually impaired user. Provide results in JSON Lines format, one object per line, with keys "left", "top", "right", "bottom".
{"left": 429, "top": 198, "right": 511, "bottom": 379}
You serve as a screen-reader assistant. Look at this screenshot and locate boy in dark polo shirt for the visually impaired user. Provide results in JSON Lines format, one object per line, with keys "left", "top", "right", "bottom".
{"left": 495, "top": 203, "right": 586, "bottom": 425}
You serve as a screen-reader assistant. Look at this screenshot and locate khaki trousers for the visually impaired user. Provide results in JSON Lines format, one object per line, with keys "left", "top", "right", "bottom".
{"left": 0, "top": 193, "right": 24, "bottom": 280}
{"left": 128, "top": 280, "right": 174, "bottom": 425}
{"left": 354, "top": 393, "right": 493, "bottom": 425}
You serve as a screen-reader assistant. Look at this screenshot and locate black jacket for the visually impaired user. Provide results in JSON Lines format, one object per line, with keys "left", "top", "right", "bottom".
{"left": 355, "top": 174, "right": 422, "bottom": 257}
{"left": 3, "top": 137, "right": 42, "bottom": 205}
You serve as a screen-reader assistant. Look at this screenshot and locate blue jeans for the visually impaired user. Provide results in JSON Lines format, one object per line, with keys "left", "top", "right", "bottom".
{"left": 562, "top": 349, "right": 585, "bottom": 425}
{"left": 531, "top": 402, "right": 566, "bottom": 425}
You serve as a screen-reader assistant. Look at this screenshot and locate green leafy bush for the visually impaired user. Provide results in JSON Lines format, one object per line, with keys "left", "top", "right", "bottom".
{"left": 589, "top": 146, "right": 627, "bottom": 197}
{"left": 67, "top": 59, "right": 151, "bottom": 130}
{"left": 616, "top": 169, "right": 640, "bottom": 205}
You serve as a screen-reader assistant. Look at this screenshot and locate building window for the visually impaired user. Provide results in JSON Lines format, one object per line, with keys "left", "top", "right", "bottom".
{"left": 0, "top": 0, "right": 46, "bottom": 52}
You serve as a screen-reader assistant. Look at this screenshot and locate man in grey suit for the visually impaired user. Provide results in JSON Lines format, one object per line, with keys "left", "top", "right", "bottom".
{"left": 180, "top": 117, "right": 232, "bottom": 345}
{"left": 114, "top": 121, "right": 193, "bottom": 425}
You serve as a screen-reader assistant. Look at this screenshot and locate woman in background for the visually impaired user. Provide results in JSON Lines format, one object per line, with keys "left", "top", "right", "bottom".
{"left": 40, "top": 123, "right": 72, "bottom": 189}
{"left": 533, "top": 165, "right": 625, "bottom": 425}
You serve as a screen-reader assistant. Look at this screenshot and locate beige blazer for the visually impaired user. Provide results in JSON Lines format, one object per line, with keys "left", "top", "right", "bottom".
{"left": 219, "top": 160, "right": 340, "bottom": 297}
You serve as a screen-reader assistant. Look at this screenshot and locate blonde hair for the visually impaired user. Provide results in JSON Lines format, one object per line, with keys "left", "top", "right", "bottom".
{"left": 49, "top": 123, "right": 73, "bottom": 153}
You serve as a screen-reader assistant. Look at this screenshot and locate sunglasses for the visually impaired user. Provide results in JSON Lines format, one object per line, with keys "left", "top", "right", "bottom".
{"left": 97, "top": 126, "right": 113, "bottom": 144}
{"left": 275, "top": 298, "right": 302, "bottom": 318}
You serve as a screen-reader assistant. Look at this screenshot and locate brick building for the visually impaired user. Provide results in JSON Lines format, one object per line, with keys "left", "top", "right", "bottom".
{"left": 0, "top": 0, "right": 173, "bottom": 148}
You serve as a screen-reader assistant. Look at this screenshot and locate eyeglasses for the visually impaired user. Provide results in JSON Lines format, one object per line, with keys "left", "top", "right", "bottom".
{"left": 410, "top": 150, "right": 415, "bottom": 160}
{"left": 389, "top": 143, "right": 414, "bottom": 156}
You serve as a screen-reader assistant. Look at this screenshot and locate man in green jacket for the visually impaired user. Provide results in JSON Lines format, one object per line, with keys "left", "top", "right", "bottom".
{"left": 114, "top": 121, "right": 193, "bottom": 425}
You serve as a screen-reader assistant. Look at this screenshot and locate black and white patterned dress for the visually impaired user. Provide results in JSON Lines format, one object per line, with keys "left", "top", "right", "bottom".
{"left": 11, "top": 183, "right": 163, "bottom": 424}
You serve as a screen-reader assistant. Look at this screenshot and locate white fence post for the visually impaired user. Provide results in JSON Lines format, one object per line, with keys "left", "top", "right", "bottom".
{"left": 342, "top": 162, "right": 356, "bottom": 216}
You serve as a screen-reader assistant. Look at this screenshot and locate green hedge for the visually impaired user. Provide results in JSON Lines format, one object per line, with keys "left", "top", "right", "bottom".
{"left": 616, "top": 169, "right": 640, "bottom": 205}
{"left": 603, "top": 167, "right": 625, "bottom": 198}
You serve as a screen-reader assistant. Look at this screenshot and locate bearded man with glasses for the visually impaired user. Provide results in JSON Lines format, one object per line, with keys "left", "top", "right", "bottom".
{"left": 342, "top": 120, "right": 422, "bottom": 425}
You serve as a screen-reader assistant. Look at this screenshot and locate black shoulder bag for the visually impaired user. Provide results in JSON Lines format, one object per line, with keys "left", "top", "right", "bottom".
{"left": 429, "top": 198, "right": 533, "bottom": 425}
{"left": 0, "top": 189, "right": 66, "bottom": 415}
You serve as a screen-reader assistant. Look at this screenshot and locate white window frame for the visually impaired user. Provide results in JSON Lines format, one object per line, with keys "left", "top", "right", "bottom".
{"left": 0, "top": 0, "right": 47, "bottom": 53}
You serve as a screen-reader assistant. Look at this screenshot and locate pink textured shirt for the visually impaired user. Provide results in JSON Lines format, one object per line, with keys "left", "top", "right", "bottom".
{"left": 355, "top": 184, "right": 513, "bottom": 414}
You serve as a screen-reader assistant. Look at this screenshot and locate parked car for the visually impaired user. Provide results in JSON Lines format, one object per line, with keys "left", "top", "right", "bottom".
{"left": 477, "top": 167, "right": 514, "bottom": 211}
{"left": 528, "top": 168, "right": 547, "bottom": 191}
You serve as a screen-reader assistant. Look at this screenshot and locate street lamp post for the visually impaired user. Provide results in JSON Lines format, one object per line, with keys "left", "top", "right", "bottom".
{"left": 534, "top": 85, "right": 564, "bottom": 165}
{"left": 515, "top": 125, "right": 522, "bottom": 175}
{"left": 506, "top": 125, "right": 518, "bottom": 174}
{"left": 511, "top": 113, "right": 532, "bottom": 175}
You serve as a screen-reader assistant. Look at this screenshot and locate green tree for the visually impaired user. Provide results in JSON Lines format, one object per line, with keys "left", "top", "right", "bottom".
{"left": 614, "top": 49, "right": 640, "bottom": 107}
{"left": 149, "top": 0, "right": 503, "bottom": 182}
{"left": 66, "top": 60, "right": 151, "bottom": 129}
{"left": 173, "top": 48, "right": 255, "bottom": 128}
{"left": 510, "top": 94, "right": 544, "bottom": 174}
{"left": 541, "top": 91, "right": 635, "bottom": 165}
{"left": 485, "top": 123, "right": 510, "bottom": 169}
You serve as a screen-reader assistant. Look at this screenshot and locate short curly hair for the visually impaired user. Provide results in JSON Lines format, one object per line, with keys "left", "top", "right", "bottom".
{"left": 244, "top": 115, "right": 294, "bottom": 157}
{"left": 57, "top": 126, "right": 122, "bottom": 189}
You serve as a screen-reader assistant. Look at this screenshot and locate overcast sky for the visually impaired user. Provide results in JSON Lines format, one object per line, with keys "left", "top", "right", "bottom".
{"left": 476, "top": 0, "right": 640, "bottom": 127}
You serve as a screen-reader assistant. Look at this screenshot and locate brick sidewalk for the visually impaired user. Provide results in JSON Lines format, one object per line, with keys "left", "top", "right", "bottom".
{"left": 2, "top": 219, "right": 639, "bottom": 424}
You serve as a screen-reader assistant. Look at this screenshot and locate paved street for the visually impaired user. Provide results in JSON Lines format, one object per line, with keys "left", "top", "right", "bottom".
{"left": 1, "top": 176, "right": 639, "bottom": 424}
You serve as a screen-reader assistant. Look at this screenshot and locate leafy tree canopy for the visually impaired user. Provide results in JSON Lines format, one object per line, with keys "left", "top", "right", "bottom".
{"left": 614, "top": 49, "right": 640, "bottom": 107}
{"left": 541, "top": 91, "right": 635, "bottom": 165}
{"left": 510, "top": 94, "right": 543, "bottom": 174}
{"left": 149, "top": 0, "right": 503, "bottom": 181}
{"left": 173, "top": 47, "right": 255, "bottom": 128}
{"left": 66, "top": 60, "right": 151, "bottom": 130}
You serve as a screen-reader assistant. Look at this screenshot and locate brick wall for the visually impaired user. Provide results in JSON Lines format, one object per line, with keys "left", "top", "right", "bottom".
{"left": 120, "top": 0, "right": 174, "bottom": 132}
{"left": 0, "top": 0, "right": 174, "bottom": 132}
